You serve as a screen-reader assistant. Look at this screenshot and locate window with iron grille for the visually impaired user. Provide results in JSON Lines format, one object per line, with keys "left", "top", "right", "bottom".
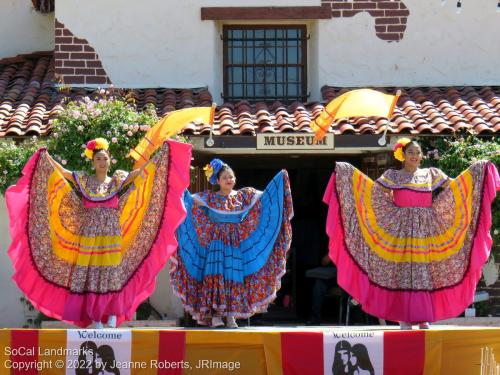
{"left": 223, "top": 25, "right": 307, "bottom": 103}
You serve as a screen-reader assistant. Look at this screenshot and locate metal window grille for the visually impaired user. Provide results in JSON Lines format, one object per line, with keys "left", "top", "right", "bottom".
{"left": 223, "top": 25, "right": 307, "bottom": 103}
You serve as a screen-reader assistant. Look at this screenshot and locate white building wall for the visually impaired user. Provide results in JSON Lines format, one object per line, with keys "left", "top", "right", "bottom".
{"left": 149, "top": 263, "right": 185, "bottom": 320}
{"left": 56, "top": 0, "right": 318, "bottom": 97}
{"left": 0, "top": 0, "right": 54, "bottom": 59}
{"left": 0, "top": 197, "right": 25, "bottom": 327}
{"left": 56, "top": 0, "right": 500, "bottom": 100}
{"left": 319, "top": 0, "right": 500, "bottom": 87}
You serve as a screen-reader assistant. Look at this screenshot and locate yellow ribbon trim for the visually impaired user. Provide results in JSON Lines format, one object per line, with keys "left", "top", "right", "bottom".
{"left": 47, "top": 162, "right": 157, "bottom": 267}
{"left": 352, "top": 169, "right": 474, "bottom": 263}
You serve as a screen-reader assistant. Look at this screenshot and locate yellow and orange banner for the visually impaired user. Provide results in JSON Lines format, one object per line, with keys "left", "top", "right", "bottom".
{"left": 311, "top": 89, "right": 400, "bottom": 141}
{"left": 1, "top": 328, "right": 500, "bottom": 374}
{"left": 130, "top": 105, "right": 215, "bottom": 169}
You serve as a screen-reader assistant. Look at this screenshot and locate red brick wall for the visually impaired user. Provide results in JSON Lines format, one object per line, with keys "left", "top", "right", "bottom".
{"left": 54, "top": 19, "right": 112, "bottom": 85}
{"left": 322, "top": 0, "right": 410, "bottom": 42}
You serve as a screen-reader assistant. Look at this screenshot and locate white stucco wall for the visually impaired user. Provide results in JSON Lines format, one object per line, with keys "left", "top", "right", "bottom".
{"left": 56, "top": 0, "right": 319, "bottom": 98}
{"left": 319, "top": 0, "right": 500, "bottom": 87}
{"left": 56, "top": 0, "right": 500, "bottom": 100}
{"left": 0, "top": 197, "right": 25, "bottom": 328}
{"left": 149, "top": 262, "right": 185, "bottom": 320}
{"left": 0, "top": 0, "right": 54, "bottom": 59}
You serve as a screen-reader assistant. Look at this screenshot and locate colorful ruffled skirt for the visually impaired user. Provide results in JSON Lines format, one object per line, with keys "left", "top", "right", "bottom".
{"left": 324, "top": 161, "right": 499, "bottom": 323}
{"left": 5, "top": 140, "right": 191, "bottom": 327}
{"left": 171, "top": 170, "right": 293, "bottom": 325}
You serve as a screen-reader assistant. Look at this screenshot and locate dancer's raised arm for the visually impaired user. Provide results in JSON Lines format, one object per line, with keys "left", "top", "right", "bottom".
{"left": 46, "top": 152, "right": 75, "bottom": 183}
{"left": 122, "top": 161, "right": 148, "bottom": 186}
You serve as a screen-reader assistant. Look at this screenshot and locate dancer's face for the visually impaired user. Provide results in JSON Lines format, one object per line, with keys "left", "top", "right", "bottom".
{"left": 404, "top": 144, "right": 422, "bottom": 169}
{"left": 217, "top": 170, "right": 236, "bottom": 191}
{"left": 92, "top": 150, "right": 110, "bottom": 174}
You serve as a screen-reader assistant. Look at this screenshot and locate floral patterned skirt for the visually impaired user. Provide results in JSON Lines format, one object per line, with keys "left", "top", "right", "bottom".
{"left": 170, "top": 171, "right": 293, "bottom": 325}
{"left": 324, "top": 161, "right": 500, "bottom": 323}
{"left": 6, "top": 141, "right": 191, "bottom": 327}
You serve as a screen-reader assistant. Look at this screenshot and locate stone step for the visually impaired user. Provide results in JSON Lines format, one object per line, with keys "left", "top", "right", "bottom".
{"left": 437, "top": 317, "right": 500, "bottom": 327}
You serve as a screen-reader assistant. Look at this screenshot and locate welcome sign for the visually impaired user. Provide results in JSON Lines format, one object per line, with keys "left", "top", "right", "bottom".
{"left": 1, "top": 328, "right": 498, "bottom": 374}
{"left": 256, "top": 134, "right": 335, "bottom": 150}
{"left": 66, "top": 329, "right": 132, "bottom": 375}
{"left": 324, "top": 330, "right": 384, "bottom": 375}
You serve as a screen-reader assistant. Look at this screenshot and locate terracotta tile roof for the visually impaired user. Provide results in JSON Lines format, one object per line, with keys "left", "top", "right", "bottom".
{"left": 31, "top": 0, "right": 54, "bottom": 14}
{"left": 1, "top": 52, "right": 499, "bottom": 137}
{"left": 183, "top": 100, "right": 325, "bottom": 136}
{"left": 191, "top": 85, "right": 500, "bottom": 136}
{"left": 0, "top": 52, "right": 212, "bottom": 137}
{"left": 0, "top": 51, "right": 58, "bottom": 137}
{"left": 322, "top": 86, "right": 500, "bottom": 135}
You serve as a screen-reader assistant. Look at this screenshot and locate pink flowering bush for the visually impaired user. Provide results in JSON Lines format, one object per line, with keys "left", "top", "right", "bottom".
{"left": 1, "top": 92, "right": 187, "bottom": 194}
{"left": 47, "top": 93, "right": 158, "bottom": 173}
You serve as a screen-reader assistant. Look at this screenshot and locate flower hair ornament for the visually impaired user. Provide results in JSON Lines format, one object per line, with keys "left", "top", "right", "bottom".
{"left": 203, "top": 158, "right": 224, "bottom": 185}
{"left": 84, "top": 138, "right": 109, "bottom": 159}
{"left": 393, "top": 138, "right": 412, "bottom": 162}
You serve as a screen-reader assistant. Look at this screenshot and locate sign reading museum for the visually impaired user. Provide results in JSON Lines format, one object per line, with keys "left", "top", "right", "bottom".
{"left": 256, "top": 134, "right": 335, "bottom": 150}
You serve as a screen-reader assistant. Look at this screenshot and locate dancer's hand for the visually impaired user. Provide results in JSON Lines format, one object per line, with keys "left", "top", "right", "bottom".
{"left": 46, "top": 152, "right": 74, "bottom": 183}
{"left": 123, "top": 162, "right": 148, "bottom": 186}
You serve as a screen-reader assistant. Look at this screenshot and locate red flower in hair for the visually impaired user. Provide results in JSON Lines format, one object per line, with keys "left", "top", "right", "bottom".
{"left": 86, "top": 140, "right": 97, "bottom": 150}
{"left": 393, "top": 143, "right": 403, "bottom": 151}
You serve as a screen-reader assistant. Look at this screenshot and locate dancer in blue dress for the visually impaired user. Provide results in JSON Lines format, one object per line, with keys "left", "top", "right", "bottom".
{"left": 170, "top": 159, "right": 293, "bottom": 327}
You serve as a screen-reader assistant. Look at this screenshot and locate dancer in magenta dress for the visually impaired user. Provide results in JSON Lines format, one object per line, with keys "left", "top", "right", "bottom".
{"left": 323, "top": 138, "right": 499, "bottom": 329}
{"left": 6, "top": 138, "right": 191, "bottom": 327}
{"left": 170, "top": 159, "right": 293, "bottom": 328}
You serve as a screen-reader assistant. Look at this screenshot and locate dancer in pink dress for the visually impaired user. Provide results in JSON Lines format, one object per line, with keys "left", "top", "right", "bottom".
{"left": 323, "top": 138, "right": 499, "bottom": 329}
{"left": 6, "top": 138, "right": 191, "bottom": 328}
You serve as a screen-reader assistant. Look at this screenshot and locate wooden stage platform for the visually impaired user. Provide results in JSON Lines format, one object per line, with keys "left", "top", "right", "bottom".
{"left": 1, "top": 325, "right": 500, "bottom": 374}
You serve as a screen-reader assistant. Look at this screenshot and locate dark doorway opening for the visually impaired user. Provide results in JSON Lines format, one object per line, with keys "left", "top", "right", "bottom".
{"left": 203, "top": 153, "right": 362, "bottom": 324}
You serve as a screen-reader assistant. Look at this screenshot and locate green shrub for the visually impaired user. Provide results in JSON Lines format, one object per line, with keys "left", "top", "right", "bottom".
{"left": 0, "top": 137, "right": 43, "bottom": 195}
{"left": 46, "top": 93, "right": 159, "bottom": 173}
{"left": 0, "top": 92, "right": 181, "bottom": 194}
{"left": 420, "top": 135, "right": 500, "bottom": 250}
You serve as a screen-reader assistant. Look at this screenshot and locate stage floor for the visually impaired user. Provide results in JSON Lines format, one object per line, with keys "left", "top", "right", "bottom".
{"left": 1, "top": 325, "right": 500, "bottom": 374}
